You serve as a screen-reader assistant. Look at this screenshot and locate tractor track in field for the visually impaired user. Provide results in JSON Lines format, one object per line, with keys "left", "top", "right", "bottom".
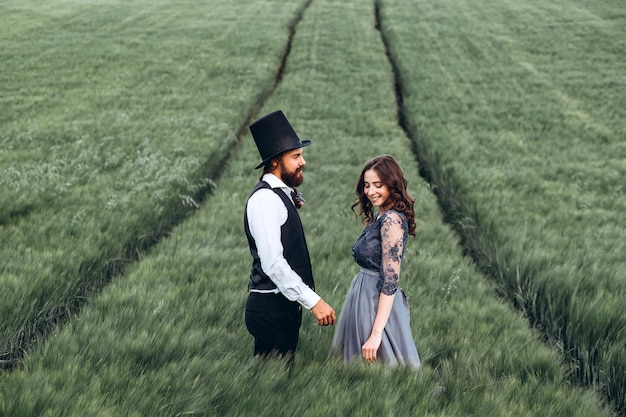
{"left": 0, "top": 0, "right": 313, "bottom": 371}
{"left": 373, "top": 1, "right": 623, "bottom": 415}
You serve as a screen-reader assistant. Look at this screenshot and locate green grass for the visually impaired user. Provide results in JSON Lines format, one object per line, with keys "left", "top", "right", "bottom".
{"left": 0, "top": 0, "right": 615, "bottom": 415}
{"left": 377, "top": 0, "right": 626, "bottom": 411}
{"left": 0, "top": 0, "right": 308, "bottom": 363}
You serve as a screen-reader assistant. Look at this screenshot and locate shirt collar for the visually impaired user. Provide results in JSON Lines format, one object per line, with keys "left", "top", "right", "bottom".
{"left": 262, "top": 173, "right": 291, "bottom": 191}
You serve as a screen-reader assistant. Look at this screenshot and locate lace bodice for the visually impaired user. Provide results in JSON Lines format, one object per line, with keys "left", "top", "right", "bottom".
{"left": 351, "top": 210, "right": 408, "bottom": 295}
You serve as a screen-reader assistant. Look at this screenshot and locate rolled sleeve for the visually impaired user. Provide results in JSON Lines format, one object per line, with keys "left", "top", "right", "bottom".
{"left": 247, "top": 188, "right": 320, "bottom": 309}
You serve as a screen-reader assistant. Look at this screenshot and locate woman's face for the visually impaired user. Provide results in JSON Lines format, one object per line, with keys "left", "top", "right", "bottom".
{"left": 363, "top": 169, "right": 390, "bottom": 211}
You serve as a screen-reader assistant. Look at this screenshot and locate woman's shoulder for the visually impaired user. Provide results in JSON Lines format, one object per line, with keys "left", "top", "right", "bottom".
{"left": 378, "top": 210, "right": 408, "bottom": 233}
{"left": 380, "top": 209, "right": 406, "bottom": 223}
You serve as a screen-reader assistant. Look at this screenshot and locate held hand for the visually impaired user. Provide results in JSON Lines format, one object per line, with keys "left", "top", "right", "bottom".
{"left": 362, "top": 333, "right": 383, "bottom": 362}
{"left": 311, "top": 299, "right": 336, "bottom": 326}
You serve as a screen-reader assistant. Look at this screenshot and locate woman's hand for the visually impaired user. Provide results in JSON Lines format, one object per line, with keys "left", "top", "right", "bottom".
{"left": 363, "top": 292, "right": 395, "bottom": 363}
{"left": 362, "top": 332, "right": 382, "bottom": 362}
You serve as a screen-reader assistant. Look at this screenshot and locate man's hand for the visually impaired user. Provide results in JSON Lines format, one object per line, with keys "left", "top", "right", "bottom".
{"left": 311, "top": 299, "right": 336, "bottom": 326}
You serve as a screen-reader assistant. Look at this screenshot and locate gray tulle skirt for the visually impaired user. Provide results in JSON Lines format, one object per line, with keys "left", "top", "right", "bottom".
{"left": 331, "top": 268, "right": 420, "bottom": 369}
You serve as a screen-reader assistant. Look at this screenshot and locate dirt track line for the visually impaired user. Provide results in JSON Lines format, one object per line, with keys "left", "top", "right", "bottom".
{"left": 373, "top": 1, "right": 625, "bottom": 415}
{"left": 0, "top": 0, "right": 314, "bottom": 371}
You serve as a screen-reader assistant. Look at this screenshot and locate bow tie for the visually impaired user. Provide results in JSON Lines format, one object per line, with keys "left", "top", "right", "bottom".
{"left": 291, "top": 190, "right": 305, "bottom": 209}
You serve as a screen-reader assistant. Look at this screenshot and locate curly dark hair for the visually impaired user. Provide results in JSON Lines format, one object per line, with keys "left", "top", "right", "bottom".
{"left": 351, "top": 155, "right": 416, "bottom": 236}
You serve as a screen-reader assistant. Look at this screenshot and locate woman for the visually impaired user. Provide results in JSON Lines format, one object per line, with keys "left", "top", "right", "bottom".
{"left": 332, "top": 155, "right": 420, "bottom": 369}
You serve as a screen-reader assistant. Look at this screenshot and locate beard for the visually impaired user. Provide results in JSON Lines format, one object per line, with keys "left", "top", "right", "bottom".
{"left": 280, "top": 161, "right": 304, "bottom": 188}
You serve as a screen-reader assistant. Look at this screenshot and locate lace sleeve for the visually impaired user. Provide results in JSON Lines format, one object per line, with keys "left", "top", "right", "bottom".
{"left": 377, "top": 211, "right": 407, "bottom": 295}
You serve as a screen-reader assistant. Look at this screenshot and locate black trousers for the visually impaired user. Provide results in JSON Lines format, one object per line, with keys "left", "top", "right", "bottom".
{"left": 245, "top": 292, "right": 303, "bottom": 361}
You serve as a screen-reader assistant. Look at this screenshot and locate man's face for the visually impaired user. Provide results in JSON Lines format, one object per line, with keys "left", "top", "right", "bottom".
{"left": 277, "top": 148, "right": 306, "bottom": 187}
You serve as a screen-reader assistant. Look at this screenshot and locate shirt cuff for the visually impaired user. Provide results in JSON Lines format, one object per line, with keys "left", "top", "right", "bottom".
{"left": 299, "top": 288, "right": 321, "bottom": 310}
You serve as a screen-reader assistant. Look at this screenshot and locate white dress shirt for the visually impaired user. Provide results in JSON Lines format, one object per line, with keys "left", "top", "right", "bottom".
{"left": 246, "top": 173, "right": 321, "bottom": 310}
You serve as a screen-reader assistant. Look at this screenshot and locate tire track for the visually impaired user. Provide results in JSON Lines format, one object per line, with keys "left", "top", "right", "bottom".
{"left": 0, "top": 0, "right": 314, "bottom": 371}
{"left": 374, "top": 0, "right": 624, "bottom": 414}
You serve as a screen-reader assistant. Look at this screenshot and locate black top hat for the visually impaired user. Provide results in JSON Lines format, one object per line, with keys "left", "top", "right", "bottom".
{"left": 249, "top": 110, "right": 312, "bottom": 169}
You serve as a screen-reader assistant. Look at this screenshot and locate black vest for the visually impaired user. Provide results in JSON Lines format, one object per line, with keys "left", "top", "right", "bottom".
{"left": 244, "top": 181, "right": 315, "bottom": 291}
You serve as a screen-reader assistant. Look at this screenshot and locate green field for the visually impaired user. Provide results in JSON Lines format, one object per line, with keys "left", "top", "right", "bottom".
{"left": 0, "top": 0, "right": 304, "bottom": 362}
{"left": 378, "top": 0, "right": 626, "bottom": 409}
{"left": 0, "top": 0, "right": 624, "bottom": 415}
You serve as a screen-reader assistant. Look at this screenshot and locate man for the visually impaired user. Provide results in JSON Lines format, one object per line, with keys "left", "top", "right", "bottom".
{"left": 244, "top": 110, "right": 336, "bottom": 362}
